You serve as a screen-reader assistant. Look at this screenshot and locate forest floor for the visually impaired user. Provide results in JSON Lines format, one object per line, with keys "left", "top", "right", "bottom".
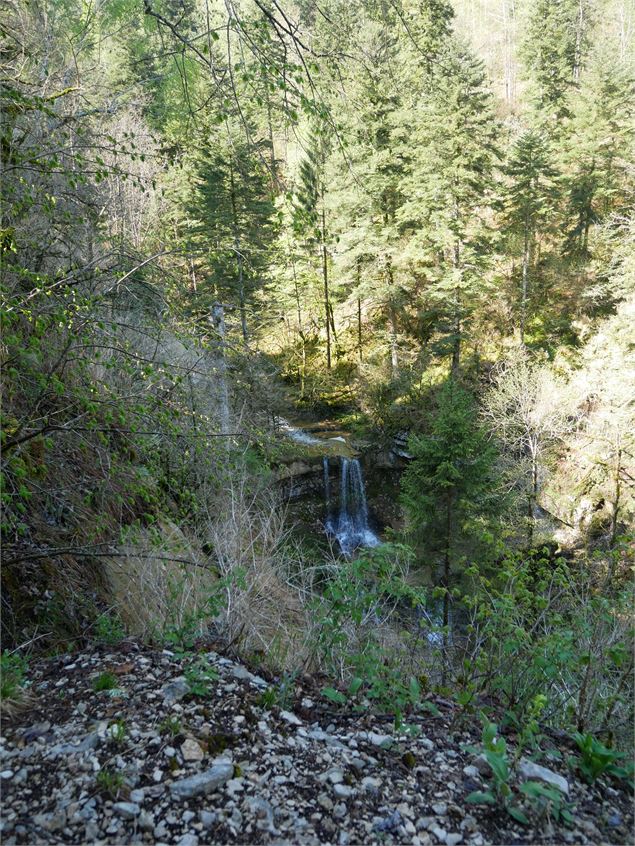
{"left": 1, "top": 642, "right": 632, "bottom": 846}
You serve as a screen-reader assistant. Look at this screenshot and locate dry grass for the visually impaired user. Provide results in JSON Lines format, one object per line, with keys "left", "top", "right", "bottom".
{"left": 103, "top": 519, "right": 216, "bottom": 642}
{"left": 202, "top": 467, "right": 321, "bottom": 672}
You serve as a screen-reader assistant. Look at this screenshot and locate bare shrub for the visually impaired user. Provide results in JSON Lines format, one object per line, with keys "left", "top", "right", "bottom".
{"left": 203, "top": 465, "right": 317, "bottom": 671}
{"left": 103, "top": 520, "right": 216, "bottom": 643}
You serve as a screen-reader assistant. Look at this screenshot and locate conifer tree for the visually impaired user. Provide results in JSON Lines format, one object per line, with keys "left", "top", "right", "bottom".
{"left": 562, "top": 51, "right": 635, "bottom": 256}
{"left": 504, "top": 130, "right": 559, "bottom": 343}
{"left": 398, "top": 42, "right": 500, "bottom": 374}
{"left": 293, "top": 133, "right": 335, "bottom": 369}
{"left": 401, "top": 380, "right": 499, "bottom": 630}
{"left": 520, "top": 0, "right": 594, "bottom": 123}
{"left": 189, "top": 131, "right": 277, "bottom": 338}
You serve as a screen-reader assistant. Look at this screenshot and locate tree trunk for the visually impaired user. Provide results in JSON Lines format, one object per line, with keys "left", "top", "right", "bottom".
{"left": 502, "top": 0, "right": 516, "bottom": 105}
{"left": 386, "top": 258, "right": 398, "bottom": 377}
{"left": 442, "top": 496, "right": 453, "bottom": 684}
{"left": 321, "top": 205, "right": 331, "bottom": 370}
{"left": 229, "top": 162, "right": 248, "bottom": 344}
{"left": 357, "top": 297, "right": 363, "bottom": 363}
{"left": 451, "top": 240, "right": 461, "bottom": 375}
{"left": 211, "top": 302, "right": 231, "bottom": 436}
{"left": 610, "top": 433, "right": 622, "bottom": 546}
{"left": 520, "top": 225, "right": 530, "bottom": 345}
{"left": 293, "top": 263, "right": 306, "bottom": 399}
{"left": 527, "top": 444, "right": 539, "bottom": 547}
{"left": 574, "top": 0, "right": 585, "bottom": 81}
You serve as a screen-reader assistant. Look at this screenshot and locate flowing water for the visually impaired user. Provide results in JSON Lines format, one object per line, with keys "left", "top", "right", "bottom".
{"left": 279, "top": 416, "right": 382, "bottom": 555}
{"left": 324, "top": 456, "right": 381, "bottom": 555}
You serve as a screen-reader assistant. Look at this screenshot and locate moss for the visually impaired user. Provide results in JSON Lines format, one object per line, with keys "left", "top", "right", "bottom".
{"left": 401, "top": 751, "right": 417, "bottom": 769}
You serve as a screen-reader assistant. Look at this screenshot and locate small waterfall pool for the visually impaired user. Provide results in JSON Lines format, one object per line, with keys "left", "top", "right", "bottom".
{"left": 324, "top": 456, "right": 381, "bottom": 556}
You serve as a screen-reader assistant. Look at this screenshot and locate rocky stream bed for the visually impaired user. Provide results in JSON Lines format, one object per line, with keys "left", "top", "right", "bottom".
{"left": 0, "top": 643, "right": 632, "bottom": 846}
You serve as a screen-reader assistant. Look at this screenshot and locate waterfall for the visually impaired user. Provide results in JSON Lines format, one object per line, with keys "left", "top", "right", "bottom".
{"left": 325, "top": 457, "right": 380, "bottom": 555}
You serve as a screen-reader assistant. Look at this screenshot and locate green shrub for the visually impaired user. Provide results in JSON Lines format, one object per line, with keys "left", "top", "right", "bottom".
{"left": 96, "top": 768, "right": 125, "bottom": 798}
{"left": 94, "top": 612, "right": 126, "bottom": 645}
{"left": 310, "top": 542, "right": 430, "bottom": 728}
{"left": 0, "top": 651, "right": 28, "bottom": 702}
{"left": 459, "top": 543, "right": 634, "bottom": 746}
{"left": 92, "top": 671, "right": 119, "bottom": 692}
{"left": 572, "top": 732, "right": 633, "bottom": 784}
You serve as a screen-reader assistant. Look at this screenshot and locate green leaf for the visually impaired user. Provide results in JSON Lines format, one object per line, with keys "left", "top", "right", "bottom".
{"left": 484, "top": 749, "right": 509, "bottom": 784}
{"left": 322, "top": 686, "right": 346, "bottom": 705}
{"left": 420, "top": 700, "right": 441, "bottom": 717}
{"left": 466, "top": 790, "right": 496, "bottom": 805}
{"left": 348, "top": 677, "right": 363, "bottom": 696}
{"left": 507, "top": 806, "right": 530, "bottom": 825}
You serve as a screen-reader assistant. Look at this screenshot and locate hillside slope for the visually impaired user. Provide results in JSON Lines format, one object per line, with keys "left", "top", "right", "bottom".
{"left": 1, "top": 642, "right": 632, "bottom": 846}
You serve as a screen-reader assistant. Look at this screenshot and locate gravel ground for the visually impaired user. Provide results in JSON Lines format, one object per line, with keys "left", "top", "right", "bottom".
{"left": 0, "top": 642, "right": 632, "bottom": 845}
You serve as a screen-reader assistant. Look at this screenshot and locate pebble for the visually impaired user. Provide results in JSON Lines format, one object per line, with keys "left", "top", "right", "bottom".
{"left": 170, "top": 761, "right": 234, "bottom": 800}
{"left": 181, "top": 738, "right": 204, "bottom": 762}
{"left": 113, "top": 802, "right": 140, "bottom": 819}
{"left": 139, "top": 811, "right": 154, "bottom": 831}
{"left": 334, "top": 783, "right": 353, "bottom": 798}
{"left": 518, "top": 758, "right": 569, "bottom": 796}
{"left": 199, "top": 811, "right": 217, "bottom": 828}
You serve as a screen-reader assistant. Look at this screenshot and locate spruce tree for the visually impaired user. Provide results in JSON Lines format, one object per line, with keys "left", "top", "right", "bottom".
{"left": 504, "top": 129, "right": 559, "bottom": 343}
{"left": 562, "top": 51, "right": 635, "bottom": 256}
{"left": 520, "top": 0, "right": 594, "bottom": 122}
{"left": 398, "top": 42, "right": 500, "bottom": 374}
{"left": 189, "top": 131, "right": 277, "bottom": 337}
{"left": 401, "top": 380, "right": 499, "bottom": 629}
{"left": 293, "top": 132, "right": 335, "bottom": 369}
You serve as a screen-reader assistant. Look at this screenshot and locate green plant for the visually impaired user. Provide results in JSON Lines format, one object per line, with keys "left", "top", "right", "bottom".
{"left": 571, "top": 732, "right": 633, "bottom": 784}
{"left": 460, "top": 545, "right": 634, "bottom": 746}
{"left": 92, "top": 671, "right": 119, "bottom": 692}
{"left": 258, "top": 672, "right": 296, "bottom": 710}
{"left": 108, "top": 719, "right": 127, "bottom": 744}
{"left": 509, "top": 693, "right": 548, "bottom": 759}
{"left": 183, "top": 656, "right": 219, "bottom": 697}
{"left": 159, "top": 716, "right": 183, "bottom": 736}
{"left": 94, "top": 612, "right": 126, "bottom": 645}
{"left": 466, "top": 718, "right": 573, "bottom": 827}
{"left": 466, "top": 719, "right": 521, "bottom": 819}
{"left": 519, "top": 780, "right": 574, "bottom": 825}
{"left": 0, "top": 651, "right": 28, "bottom": 702}
{"left": 96, "top": 768, "right": 125, "bottom": 798}
{"left": 311, "top": 543, "right": 429, "bottom": 729}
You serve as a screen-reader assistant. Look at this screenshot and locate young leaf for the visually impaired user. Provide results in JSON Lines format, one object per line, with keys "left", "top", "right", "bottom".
{"left": 466, "top": 790, "right": 496, "bottom": 805}
{"left": 348, "top": 677, "right": 363, "bottom": 696}
{"left": 507, "top": 806, "right": 530, "bottom": 825}
{"left": 322, "top": 686, "right": 346, "bottom": 705}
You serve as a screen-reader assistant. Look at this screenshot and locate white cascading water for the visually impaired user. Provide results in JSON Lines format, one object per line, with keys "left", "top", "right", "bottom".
{"left": 324, "top": 457, "right": 380, "bottom": 555}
